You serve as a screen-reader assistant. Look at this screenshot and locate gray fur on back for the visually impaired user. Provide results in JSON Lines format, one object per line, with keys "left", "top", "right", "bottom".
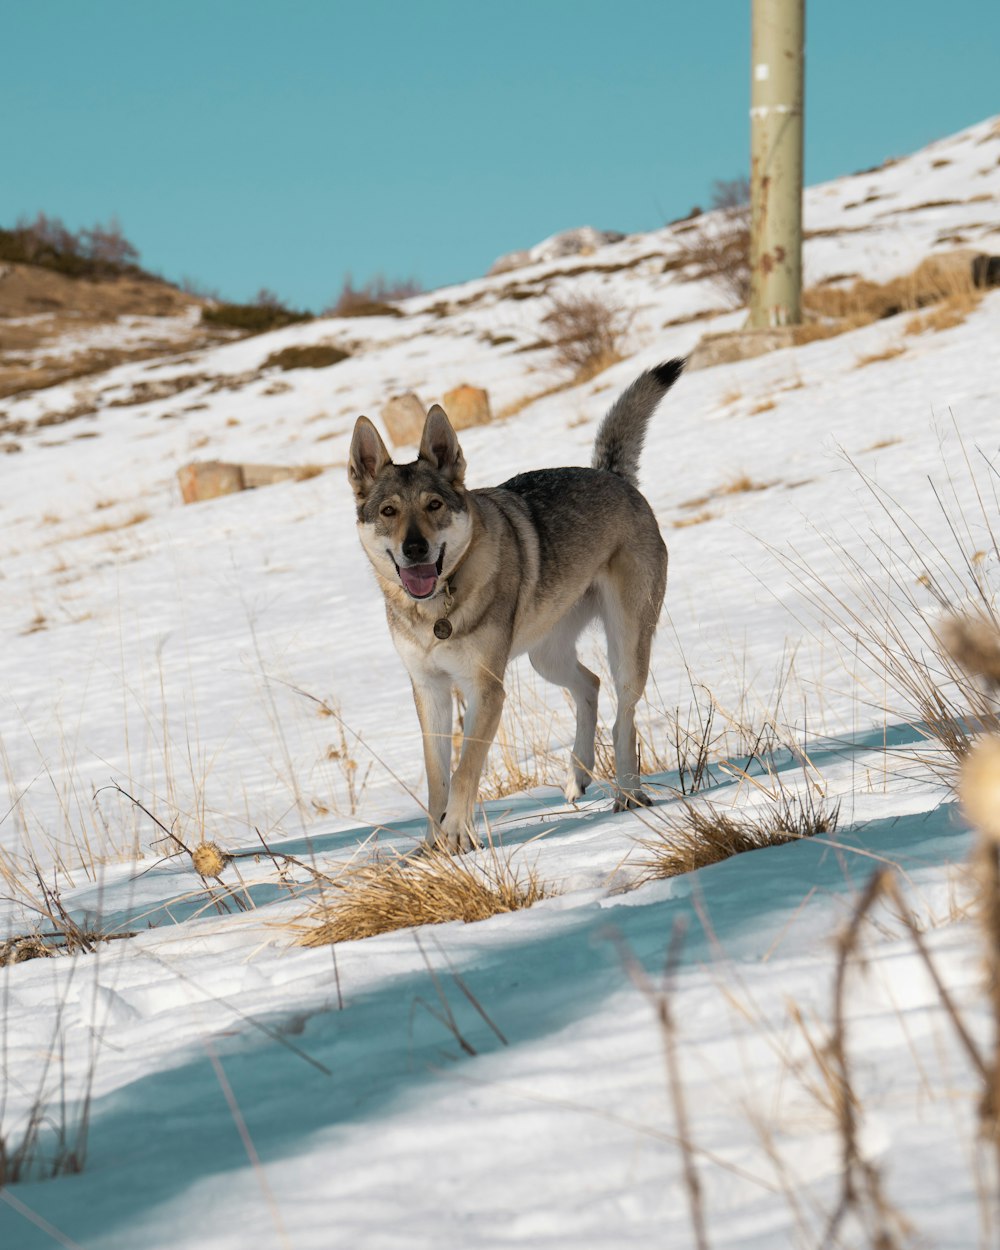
{"left": 591, "top": 359, "right": 684, "bottom": 486}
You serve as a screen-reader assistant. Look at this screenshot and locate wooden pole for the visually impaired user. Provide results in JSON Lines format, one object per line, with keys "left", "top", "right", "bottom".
{"left": 749, "top": 0, "right": 805, "bottom": 327}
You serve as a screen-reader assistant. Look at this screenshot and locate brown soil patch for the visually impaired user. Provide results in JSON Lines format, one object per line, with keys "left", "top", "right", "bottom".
{"left": 0, "top": 263, "right": 237, "bottom": 399}
{"left": 0, "top": 262, "right": 194, "bottom": 321}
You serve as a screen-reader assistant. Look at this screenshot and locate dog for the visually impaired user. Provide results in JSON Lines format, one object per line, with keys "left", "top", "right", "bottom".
{"left": 348, "top": 359, "right": 683, "bottom": 851}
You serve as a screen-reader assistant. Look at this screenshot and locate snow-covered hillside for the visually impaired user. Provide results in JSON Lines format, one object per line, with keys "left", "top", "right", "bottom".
{"left": 2, "top": 116, "right": 1000, "bottom": 1249}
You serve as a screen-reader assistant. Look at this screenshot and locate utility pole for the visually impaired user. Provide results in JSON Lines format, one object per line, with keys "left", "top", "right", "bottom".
{"left": 749, "top": 0, "right": 804, "bottom": 327}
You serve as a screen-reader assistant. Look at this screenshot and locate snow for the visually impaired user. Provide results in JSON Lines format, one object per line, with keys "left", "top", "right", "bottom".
{"left": 2, "top": 115, "right": 1000, "bottom": 1248}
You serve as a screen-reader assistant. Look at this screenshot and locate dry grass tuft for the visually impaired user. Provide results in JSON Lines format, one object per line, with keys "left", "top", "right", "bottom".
{"left": 855, "top": 344, "right": 906, "bottom": 368}
{"left": 636, "top": 790, "right": 839, "bottom": 882}
{"left": 672, "top": 510, "right": 715, "bottom": 530}
{"left": 719, "top": 473, "right": 772, "bottom": 496}
{"left": 296, "top": 847, "right": 551, "bottom": 945}
{"left": 573, "top": 349, "right": 624, "bottom": 384}
{"left": 906, "top": 293, "right": 980, "bottom": 335}
{"left": 497, "top": 378, "right": 572, "bottom": 422}
{"left": 805, "top": 254, "right": 981, "bottom": 324}
{"left": 790, "top": 252, "right": 986, "bottom": 351}
{"left": 669, "top": 475, "right": 770, "bottom": 528}
{"left": 77, "top": 509, "right": 151, "bottom": 538}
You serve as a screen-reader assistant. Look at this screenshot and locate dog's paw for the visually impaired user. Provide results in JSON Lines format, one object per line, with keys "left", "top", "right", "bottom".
{"left": 612, "top": 789, "right": 653, "bottom": 813}
{"left": 427, "top": 814, "right": 480, "bottom": 855}
{"left": 564, "top": 774, "right": 588, "bottom": 803}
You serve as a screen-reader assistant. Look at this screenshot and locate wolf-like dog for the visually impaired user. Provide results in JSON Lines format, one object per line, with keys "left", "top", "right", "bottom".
{"left": 348, "top": 359, "right": 683, "bottom": 851}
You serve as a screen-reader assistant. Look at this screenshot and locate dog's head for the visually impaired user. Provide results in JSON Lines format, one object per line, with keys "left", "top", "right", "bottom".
{"left": 348, "top": 405, "right": 472, "bottom": 601}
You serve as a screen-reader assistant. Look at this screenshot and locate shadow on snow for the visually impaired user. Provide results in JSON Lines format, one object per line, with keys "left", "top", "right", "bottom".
{"left": 6, "top": 751, "right": 967, "bottom": 1247}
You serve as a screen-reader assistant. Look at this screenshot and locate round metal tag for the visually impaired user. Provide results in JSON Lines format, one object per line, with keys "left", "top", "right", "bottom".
{"left": 433, "top": 618, "right": 453, "bottom": 640}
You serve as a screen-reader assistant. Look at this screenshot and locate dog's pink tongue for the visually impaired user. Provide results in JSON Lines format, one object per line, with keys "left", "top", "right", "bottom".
{"left": 399, "top": 563, "right": 438, "bottom": 598}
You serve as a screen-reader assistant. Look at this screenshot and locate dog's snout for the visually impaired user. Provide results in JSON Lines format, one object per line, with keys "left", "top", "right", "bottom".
{"left": 402, "top": 529, "right": 429, "bottom": 562}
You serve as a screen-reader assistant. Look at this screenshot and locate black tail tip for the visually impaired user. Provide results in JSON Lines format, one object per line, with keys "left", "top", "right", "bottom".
{"left": 651, "top": 358, "right": 685, "bottom": 391}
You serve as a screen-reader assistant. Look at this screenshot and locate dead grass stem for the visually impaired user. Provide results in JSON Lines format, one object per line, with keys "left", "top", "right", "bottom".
{"left": 617, "top": 922, "right": 711, "bottom": 1250}
{"left": 820, "top": 869, "right": 911, "bottom": 1249}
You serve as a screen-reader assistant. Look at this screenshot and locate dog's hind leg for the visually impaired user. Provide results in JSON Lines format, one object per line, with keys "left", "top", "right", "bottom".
{"left": 411, "top": 674, "right": 453, "bottom": 842}
{"left": 529, "top": 619, "right": 600, "bottom": 802}
{"left": 599, "top": 547, "right": 667, "bottom": 811}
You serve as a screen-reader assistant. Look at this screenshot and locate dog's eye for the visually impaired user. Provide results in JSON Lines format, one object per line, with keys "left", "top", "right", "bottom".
{"left": 380, "top": 504, "right": 397, "bottom": 517}
{"left": 427, "top": 499, "right": 442, "bottom": 512}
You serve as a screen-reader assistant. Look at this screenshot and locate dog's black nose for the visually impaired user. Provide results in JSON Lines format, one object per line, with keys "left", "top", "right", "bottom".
{"left": 402, "top": 531, "right": 429, "bottom": 562}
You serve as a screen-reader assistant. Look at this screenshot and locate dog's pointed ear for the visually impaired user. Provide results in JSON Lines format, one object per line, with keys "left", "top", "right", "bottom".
{"left": 348, "top": 416, "right": 392, "bottom": 502}
{"left": 419, "top": 405, "right": 466, "bottom": 483}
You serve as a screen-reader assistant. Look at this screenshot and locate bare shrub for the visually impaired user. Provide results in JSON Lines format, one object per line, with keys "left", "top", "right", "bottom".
{"left": 0, "top": 212, "right": 144, "bottom": 280}
{"left": 202, "top": 291, "right": 313, "bottom": 334}
{"left": 326, "top": 273, "right": 420, "bottom": 318}
{"left": 671, "top": 176, "right": 751, "bottom": 307}
{"left": 1, "top": 1035, "right": 96, "bottom": 1185}
{"left": 711, "top": 176, "right": 751, "bottom": 212}
{"left": 541, "top": 290, "right": 631, "bottom": 381}
{"left": 639, "top": 691, "right": 719, "bottom": 797}
{"left": 77, "top": 216, "right": 140, "bottom": 268}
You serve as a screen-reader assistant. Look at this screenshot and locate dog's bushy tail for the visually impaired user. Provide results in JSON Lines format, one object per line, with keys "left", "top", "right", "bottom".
{"left": 591, "top": 359, "right": 685, "bottom": 486}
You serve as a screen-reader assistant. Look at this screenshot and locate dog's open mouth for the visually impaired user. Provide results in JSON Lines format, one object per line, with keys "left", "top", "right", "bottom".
{"left": 394, "top": 547, "right": 445, "bottom": 600}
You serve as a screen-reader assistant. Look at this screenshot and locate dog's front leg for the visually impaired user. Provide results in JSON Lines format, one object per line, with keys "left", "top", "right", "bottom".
{"left": 437, "top": 670, "right": 506, "bottom": 853}
{"left": 411, "top": 674, "right": 453, "bottom": 844}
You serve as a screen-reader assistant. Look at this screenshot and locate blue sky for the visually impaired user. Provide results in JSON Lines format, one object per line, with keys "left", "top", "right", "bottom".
{"left": 3, "top": 1, "right": 998, "bottom": 311}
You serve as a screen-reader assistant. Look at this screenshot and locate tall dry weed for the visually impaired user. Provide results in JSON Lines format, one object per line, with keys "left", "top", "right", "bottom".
{"left": 779, "top": 443, "right": 1000, "bottom": 768}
